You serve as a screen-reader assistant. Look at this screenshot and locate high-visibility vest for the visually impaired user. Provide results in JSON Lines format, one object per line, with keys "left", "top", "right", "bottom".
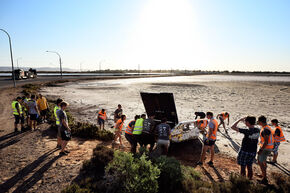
{"left": 54, "top": 106, "right": 60, "bottom": 125}
{"left": 115, "top": 119, "right": 124, "bottom": 131}
{"left": 274, "top": 126, "right": 286, "bottom": 142}
{"left": 221, "top": 112, "right": 229, "bottom": 120}
{"left": 98, "top": 110, "right": 107, "bottom": 120}
{"left": 12, "top": 101, "right": 23, "bottom": 115}
{"left": 197, "top": 120, "right": 208, "bottom": 129}
{"left": 125, "top": 120, "right": 135, "bottom": 135}
{"left": 259, "top": 125, "right": 274, "bottom": 149}
{"left": 133, "top": 118, "right": 144, "bottom": 135}
{"left": 206, "top": 119, "right": 218, "bottom": 140}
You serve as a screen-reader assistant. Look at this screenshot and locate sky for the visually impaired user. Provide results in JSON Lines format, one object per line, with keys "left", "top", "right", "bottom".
{"left": 0, "top": 0, "right": 290, "bottom": 71}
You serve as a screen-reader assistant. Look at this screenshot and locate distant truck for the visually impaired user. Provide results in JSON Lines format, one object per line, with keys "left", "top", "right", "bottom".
{"left": 13, "top": 68, "right": 37, "bottom": 80}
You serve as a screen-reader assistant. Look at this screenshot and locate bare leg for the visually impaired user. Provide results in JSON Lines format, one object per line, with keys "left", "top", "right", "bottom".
{"left": 240, "top": 165, "right": 246, "bottom": 176}
{"left": 258, "top": 160, "right": 267, "bottom": 179}
{"left": 200, "top": 145, "right": 209, "bottom": 162}
{"left": 223, "top": 122, "right": 227, "bottom": 133}
{"left": 210, "top": 145, "right": 215, "bottom": 161}
{"left": 247, "top": 165, "right": 253, "bottom": 180}
{"left": 273, "top": 152, "right": 278, "bottom": 162}
{"left": 57, "top": 136, "right": 62, "bottom": 146}
{"left": 61, "top": 140, "right": 68, "bottom": 152}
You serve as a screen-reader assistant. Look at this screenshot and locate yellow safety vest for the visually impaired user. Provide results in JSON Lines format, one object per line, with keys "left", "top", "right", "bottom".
{"left": 12, "top": 101, "right": 23, "bottom": 115}
{"left": 132, "top": 118, "right": 144, "bottom": 135}
{"left": 54, "top": 106, "right": 60, "bottom": 125}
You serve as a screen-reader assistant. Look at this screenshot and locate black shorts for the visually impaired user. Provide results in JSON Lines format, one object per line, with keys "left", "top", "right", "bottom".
{"left": 30, "top": 114, "right": 38, "bottom": 121}
{"left": 14, "top": 115, "right": 24, "bottom": 124}
{"left": 219, "top": 117, "right": 224, "bottom": 124}
{"left": 204, "top": 139, "right": 216, "bottom": 146}
{"left": 40, "top": 109, "right": 47, "bottom": 116}
{"left": 98, "top": 118, "right": 105, "bottom": 125}
{"left": 141, "top": 133, "right": 155, "bottom": 146}
{"left": 61, "top": 130, "right": 71, "bottom": 141}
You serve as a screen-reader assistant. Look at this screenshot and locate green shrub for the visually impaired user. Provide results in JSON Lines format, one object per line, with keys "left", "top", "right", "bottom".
{"left": 153, "top": 156, "right": 183, "bottom": 193}
{"left": 105, "top": 151, "right": 160, "bottom": 193}
{"left": 61, "top": 183, "right": 90, "bottom": 193}
{"left": 81, "top": 145, "right": 114, "bottom": 178}
{"left": 272, "top": 172, "right": 290, "bottom": 193}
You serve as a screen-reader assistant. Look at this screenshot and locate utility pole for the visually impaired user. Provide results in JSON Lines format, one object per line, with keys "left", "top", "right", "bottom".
{"left": 0, "top": 29, "right": 16, "bottom": 87}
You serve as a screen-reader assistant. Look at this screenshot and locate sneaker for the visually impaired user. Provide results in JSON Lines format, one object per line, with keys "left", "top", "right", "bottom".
{"left": 64, "top": 150, "right": 70, "bottom": 154}
{"left": 59, "top": 151, "right": 68, "bottom": 156}
{"left": 207, "top": 161, "right": 214, "bottom": 166}
{"left": 196, "top": 161, "right": 203, "bottom": 165}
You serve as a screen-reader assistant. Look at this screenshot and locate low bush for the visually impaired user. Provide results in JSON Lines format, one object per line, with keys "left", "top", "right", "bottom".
{"left": 61, "top": 184, "right": 90, "bottom": 193}
{"left": 105, "top": 151, "right": 160, "bottom": 193}
{"left": 153, "top": 156, "right": 183, "bottom": 193}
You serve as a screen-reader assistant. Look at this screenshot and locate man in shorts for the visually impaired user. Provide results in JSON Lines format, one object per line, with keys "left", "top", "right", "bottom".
{"left": 97, "top": 109, "right": 107, "bottom": 130}
{"left": 37, "top": 94, "right": 49, "bottom": 123}
{"left": 156, "top": 117, "right": 171, "bottom": 155}
{"left": 231, "top": 116, "right": 259, "bottom": 180}
{"left": 114, "top": 104, "right": 123, "bottom": 123}
{"left": 197, "top": 112, "right": 218, "bottom": 166}
{"left": 12, "top": 97, "right": 25, "bottom": 132}
{"left": 27, "top": 95, "right": 39, "bottom": 131}
{"left": 257, "top": 116, "right": 274, "bottom": 184}
{"left": 271, "top": 119, "right": 286, "bottom": 164}
{"left": 57, "top": 101, "right": 71, "bottom": 155}
{"left": 217, "top": 112, "right": 230, "bottom": 133}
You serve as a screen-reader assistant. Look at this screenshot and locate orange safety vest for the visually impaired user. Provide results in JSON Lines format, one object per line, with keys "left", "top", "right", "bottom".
{"left": 274, "top": 126, "right": 286, "bottom": 142}
{"left": 98, "top": 110, "right": 107, "bottom": 120}
{"left": 125, "top": 120, "right": 134, "bottom": 135}
{"left": 259, "top": 125, "right": 274, "bottom": 149}
{"left": 221, "top": 112, "right": 229, "bottom": 120}
{"left": 206, "top": 119, "right": 218, "bottom": 140}
{"left": 115, "top": 119, "right": 124, "bottom": 131}
{"left": 197, "top": 120, "right": 208, "bottom": 129}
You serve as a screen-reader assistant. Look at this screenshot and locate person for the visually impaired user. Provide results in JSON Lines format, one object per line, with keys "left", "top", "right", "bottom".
{"left": 27, "top": 95, "right": 39, "bottom": 131}
{"left": 36, "top": 94, "right": 49, "bottom": 123}
{"left": 197, "top": 112, "right": 218, "bottom": 166}
{"left": 195, "top": 119, "right": 208, "bottom": 141}
{"left": 125, "top": 115, "right": 140, "bottom": 153}
{"left": 12, "top": 97, "right": 25, "bottom": 132}
{"left": 112, "top": 114, "right": 126, "bottom": 148}
{"left": 114, "top": 104, "right": 123, "bottom": 123}
{"left": 231, "top": 116, "right": 260, "bottom": 180}
{"left": 132, "top": 114, "right": 146, "bottom": 151}
{"left": 54, "top": 98, "right": 63, "bottom": 149}
{"left": 97, "top": 109, "right": 107, "bottom": 130}
{"left": 156, "top": 117, "right": 171, "bottom": 155}
{"left": 22, "top": 93, "right": 31, "bottom": 127}
{"left": 217, "top": 112, "right": 230, "bottom": 133}
{"left": 271, "top": 119, "right": 286, "bottom": 164}
{"left": 57, "top": 101, "right": 71, "bottom": 155}
{"left": 257, "top": 116, "right": 274, "bottom": 184}
{"left": 141, "top": 115, "right": 156, "bottom": 153}
{"left": 195, "top": 112, "right": 206, "bottom": 120}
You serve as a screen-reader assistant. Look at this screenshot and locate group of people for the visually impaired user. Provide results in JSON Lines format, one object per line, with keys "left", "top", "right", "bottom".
{"left": 12, "top": 93, "right": 49, "bottom": 132}
{"left": 12, "top": 93, "right": 71, "bottom": 156}
{"left": 97, "top": 104, "right": 171, "bottom": 155}
{"left": 195, "top": 111, "right": 286, "bottom": 184}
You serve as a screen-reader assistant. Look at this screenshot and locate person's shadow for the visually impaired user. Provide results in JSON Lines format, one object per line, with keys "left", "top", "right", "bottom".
{"left": 219, "top": 131, "right": 240, "bottom": 153}
{"left": 0, "top": 148, "right": 59, "bottom": 192}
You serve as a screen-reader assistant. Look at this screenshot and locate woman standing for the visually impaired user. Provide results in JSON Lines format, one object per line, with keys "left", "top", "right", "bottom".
{"left": 112, "top": 114, "right": 126, "bottom": 148}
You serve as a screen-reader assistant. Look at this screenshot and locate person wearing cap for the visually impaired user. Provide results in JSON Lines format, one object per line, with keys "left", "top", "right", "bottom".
{"left": 12, "top": 96, "right": 25, "bottom": 132}
{"left": 271, "top": 119, "right": 286, "bottom": 164}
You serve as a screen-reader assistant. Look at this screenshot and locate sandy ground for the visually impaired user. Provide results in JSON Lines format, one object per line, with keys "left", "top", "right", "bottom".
{"left": 0, "top": 75, "right": 289, "bottom": 192}
{"left": 42, "top": 75, "right": 290, "bottom": 171}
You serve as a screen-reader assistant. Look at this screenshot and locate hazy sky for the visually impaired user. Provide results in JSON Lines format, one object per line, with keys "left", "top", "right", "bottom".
{"left": 0, "top": 0, "right": 289, "bottom": 71}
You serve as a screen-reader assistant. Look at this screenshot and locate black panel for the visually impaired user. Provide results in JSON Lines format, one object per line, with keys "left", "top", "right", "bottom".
{"left": 140, "top": 92, "right": 178, "bottom": 128}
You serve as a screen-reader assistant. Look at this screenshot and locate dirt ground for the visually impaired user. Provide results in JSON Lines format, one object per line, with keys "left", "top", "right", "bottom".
{"left": 0, "top": 80, "right": 288, "bottom": 192}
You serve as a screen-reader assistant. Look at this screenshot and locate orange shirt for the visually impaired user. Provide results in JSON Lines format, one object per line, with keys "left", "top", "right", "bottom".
{"left": 115, "top": 119, "right": 124, "bottom": 131}
{"left": 36, "top": 97, "right": 48, "bottom": 111}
